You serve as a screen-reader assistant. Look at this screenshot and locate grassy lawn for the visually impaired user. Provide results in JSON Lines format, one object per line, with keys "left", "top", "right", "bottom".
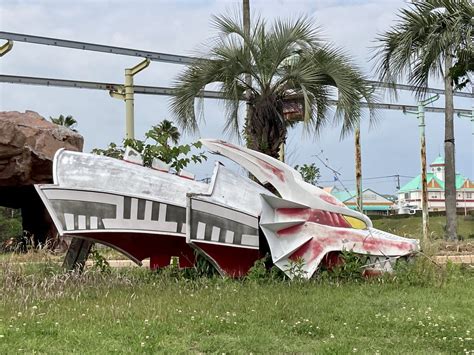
{"left": 373, "top": 215, "right": 474, "bottom": 241}
{"left": 1, "top": 261, "right": 473, "bottom": 354}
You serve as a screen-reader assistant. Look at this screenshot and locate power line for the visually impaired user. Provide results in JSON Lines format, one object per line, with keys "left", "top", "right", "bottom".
{"left": 312, "top": 151, "right": 361, "bottom": 208}
{"left": 318, "top": 174, "right": 414, "bottom": 183}
{"left": 1, "top": 31, "right": 472, "bottom": 99}
{"left": 1, "top": 74, "right": 472, "bottom": 115}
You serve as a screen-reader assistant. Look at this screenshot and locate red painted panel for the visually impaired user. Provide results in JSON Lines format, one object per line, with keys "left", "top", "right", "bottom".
{"left": 289, "top": 239, "right": 324, "bottom": 263}
{"left": 67, "top": 232, "right": 196, "bottom": 269}
{"left": 194, "top": 242, "right": 260, "bottom": 278}
{"left": 319, "top": 194, "right": 345, "bottom": 206}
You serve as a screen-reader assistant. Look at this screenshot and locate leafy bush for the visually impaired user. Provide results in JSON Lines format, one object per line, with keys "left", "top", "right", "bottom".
{"left": 89, "top": 248, "right": 111, "bottom": 274}
{"left": 316, "top": 250, "right": 366, "bottom": 283}
{"left": 245, "top": 257, "right": 269, "bottom": 281}
{"left": 0, "top": 207, "right": 22, "bottom": 245}
{"left": 285, "top": 257, "right": 308, "bottom": 280}
{"left": 92, "top": 120, "right": 206, "bottom": 173}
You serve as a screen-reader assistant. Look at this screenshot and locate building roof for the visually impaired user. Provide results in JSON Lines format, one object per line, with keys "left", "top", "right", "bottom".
{"left": 430, "top": 155, "right": 445, "bottom": 166}
{"left": 346, "top": 205, "right": 392, "bottom": 211}
{"left": 331, "top": 188, "right": 394, "bottom": 211}
{"left": 322, "top": 186, "right": 334, "bottom": 194}
{"left": 399, "top": 173, "right": 442, "bottom": 192}
{"left": 332, "top": 190, "right": 355, "bottom": 202}
{"left": 399, "top": 172, "right": 473, "bottom": 193}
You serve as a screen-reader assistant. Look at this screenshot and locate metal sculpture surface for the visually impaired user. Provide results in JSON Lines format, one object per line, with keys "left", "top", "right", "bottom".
{"left": 36, "top": 139, "right": 419, "bottom": 278}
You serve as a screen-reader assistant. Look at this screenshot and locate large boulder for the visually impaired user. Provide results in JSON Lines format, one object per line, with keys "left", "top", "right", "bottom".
{"left": 0, "top": 110, "right": 83, "bottom": 186}
{"left": 0, "top": 110, "right": 83, "bottom": 245}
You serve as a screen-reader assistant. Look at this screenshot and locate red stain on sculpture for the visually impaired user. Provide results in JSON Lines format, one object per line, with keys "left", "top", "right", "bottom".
{"left": 277, "top": 208, "right": 351, "bottom": 228}
{"left": 319, "top": 194, "right": 345, "bottom": 207}
{"left": 35, "top": 139, "right": 419, "bottom": 279}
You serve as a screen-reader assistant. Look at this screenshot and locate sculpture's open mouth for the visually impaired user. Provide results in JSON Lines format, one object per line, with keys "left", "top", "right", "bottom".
{"left": 36, "top": 139, "right": 420, "bottom": 279}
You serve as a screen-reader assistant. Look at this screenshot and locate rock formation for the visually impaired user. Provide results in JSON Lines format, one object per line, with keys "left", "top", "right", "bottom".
{"left": 0, "top": 110, "right": 83, "bottom": 245}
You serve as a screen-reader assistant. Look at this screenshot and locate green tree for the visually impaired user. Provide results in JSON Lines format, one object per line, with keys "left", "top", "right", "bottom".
{"left": 171, "top": 14, "right": 375, "bottom": 159}
{"left": 294, "top": 163, "right": 320, "bottom": 185}
{"left": 50, "top": 114, "right": 78, "bottom": 132}
{"left": 372, "top": 0, "right": 473, "bottom": 241}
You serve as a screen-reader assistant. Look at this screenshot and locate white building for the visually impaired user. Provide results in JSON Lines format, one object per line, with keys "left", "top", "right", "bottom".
{"left": 397, "top": 156, "right": 474, "bottom": 213}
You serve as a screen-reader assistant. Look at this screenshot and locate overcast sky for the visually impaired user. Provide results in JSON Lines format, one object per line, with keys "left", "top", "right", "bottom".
{"left": 0, "top": 0, "right": 472, "bottom": 194}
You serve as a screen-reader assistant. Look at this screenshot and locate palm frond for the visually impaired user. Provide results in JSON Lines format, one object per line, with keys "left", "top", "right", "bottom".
{"left": 372, "top": 0, "right": 473, "bottom": 98}
{"left": 170, "top": 11, "right": 375, "bottom": 151}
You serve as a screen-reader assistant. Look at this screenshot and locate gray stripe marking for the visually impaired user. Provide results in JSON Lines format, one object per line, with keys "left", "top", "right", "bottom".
{"left": 241, "top": 234, "right": 259, "bottom": 247}
{"left": 123, "top": 197, "right": 131, "bottom": 219}
{"left": 151, "top": 202, "right": 159, "bottom": 220}
{"left": 191, "top": 200, "right": 257, "bottom": 227}
{"left": 137, "top": 199, "right": 146, "bottom": 220}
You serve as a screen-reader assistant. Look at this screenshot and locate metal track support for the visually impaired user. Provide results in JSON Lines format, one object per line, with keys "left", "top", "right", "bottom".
{"left": 404, "top": 94, "right": 439, "bottom": 244}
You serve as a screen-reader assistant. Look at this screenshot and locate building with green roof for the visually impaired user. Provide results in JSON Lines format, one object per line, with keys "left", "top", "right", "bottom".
{"left": 328, "top": 187, "right": 395, "bottom": 215}
{"left": 397, "top": 156, "right": 474, "bottom": 213}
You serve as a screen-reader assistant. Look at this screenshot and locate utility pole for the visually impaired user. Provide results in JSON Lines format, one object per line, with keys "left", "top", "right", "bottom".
{"left": 404, "top": 94, "right": 439, "bottom": 244}
{"left": 110, "top": 58, "right": 150, "bottom": 139}
{"left": 355, "top": 122, "right": 363, "bottom": 213}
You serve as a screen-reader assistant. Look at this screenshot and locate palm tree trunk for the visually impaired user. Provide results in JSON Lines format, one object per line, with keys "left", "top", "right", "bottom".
{"left": 245, "top": 97, "right": 286, "bottom": 159}
{"left": 444, "top": 54, "right": 457, "bottom": 241}
{"left": 243, "top": 0, "right": 253, "bottom": 149}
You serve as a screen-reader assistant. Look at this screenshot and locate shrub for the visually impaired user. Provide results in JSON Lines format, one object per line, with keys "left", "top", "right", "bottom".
{"left": 285, "top": 257, "right": 308, "bottom": 280}
{"left": 89, "top": 248, "right": 111, "bottom": 274}
{"left": 317, "top": 250, "right": 366, "bottom": 283}
{"left": 92, "top": 120, "right": 207, "bottom": 173}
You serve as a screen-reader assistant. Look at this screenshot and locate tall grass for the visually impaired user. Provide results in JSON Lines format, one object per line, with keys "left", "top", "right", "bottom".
{"left": 0, "top": 253, "right": 472, "bottom": 353}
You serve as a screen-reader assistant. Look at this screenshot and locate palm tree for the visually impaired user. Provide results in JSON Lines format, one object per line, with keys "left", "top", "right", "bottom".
{"left": 372, "top": 0, "right": 473, "bottom": 241}
{"left": 171, "top": 15, "right": 374, "bottom": 159}
{"left": 152, "top": 119, "right": 181, "bottom": 145}
{"left": 50, "top": 114, "right": 78, "bottom": 132}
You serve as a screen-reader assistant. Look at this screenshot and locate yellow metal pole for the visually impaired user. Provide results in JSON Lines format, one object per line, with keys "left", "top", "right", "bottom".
{"left": 0, "top": 40, "right": 13, "bottom": 57}
{"left": 124, "top": 58, "right": 150, "bottom": 139}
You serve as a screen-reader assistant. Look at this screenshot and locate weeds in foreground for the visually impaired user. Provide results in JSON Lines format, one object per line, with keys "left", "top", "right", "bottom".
{"left": 89, "top": 248, "right": 111, "bottom": 274}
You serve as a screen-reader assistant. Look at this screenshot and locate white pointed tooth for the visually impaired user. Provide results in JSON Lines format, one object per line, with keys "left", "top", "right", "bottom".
{"left": 259, "top": 220, "right": 306, "bottom": 232}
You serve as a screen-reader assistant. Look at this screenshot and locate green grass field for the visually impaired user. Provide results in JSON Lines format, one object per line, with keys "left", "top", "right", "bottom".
{"left": 372, "top": 215, "right": 474, "bottom": 241}
{"left": 0, "top": 215, "right": 472, "bottom": 353}
{"left": 1, "top": 261, "right": 473, "bottom": 354}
